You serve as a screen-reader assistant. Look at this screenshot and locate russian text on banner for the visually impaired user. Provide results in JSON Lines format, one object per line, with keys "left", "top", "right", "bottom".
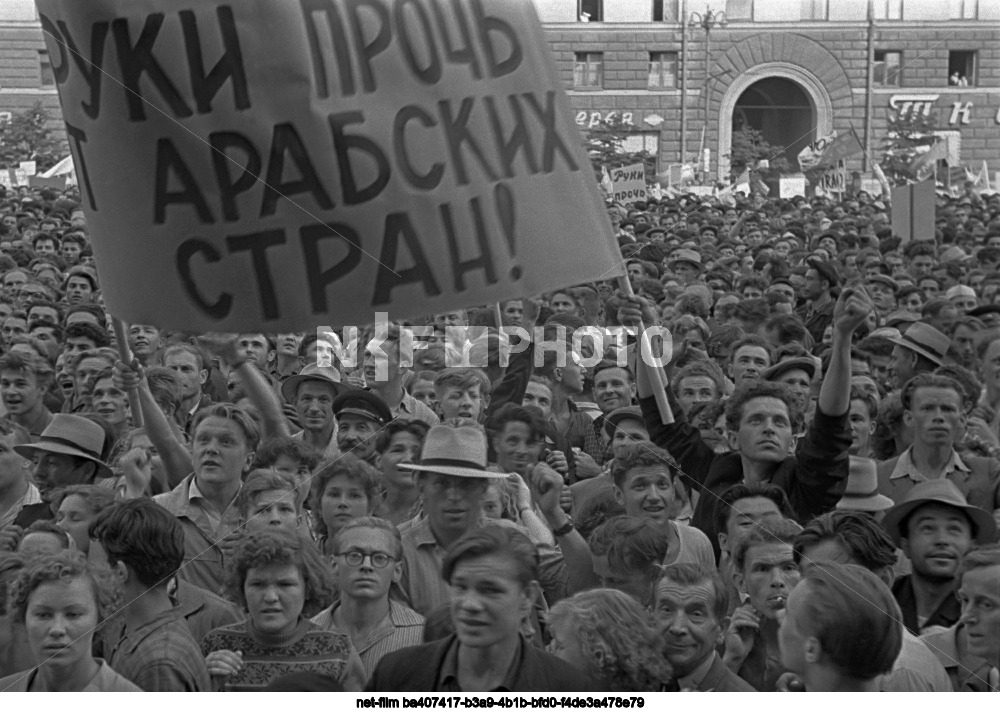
{"left": 39, "top": 0, "right": 623, "bottom": 331}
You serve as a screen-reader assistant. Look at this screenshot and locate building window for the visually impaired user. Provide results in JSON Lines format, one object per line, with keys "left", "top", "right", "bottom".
{"left": 872, "top": 0, "right": 903, "bottom": 19}
{"left": 579, "top": 0, "right": 602, "bottom": 21}
{"left": 948, "top": 51, "right": 976, "bottom": 86}
{"left": 652, "top": 0, "right": 680, "bottom": 21}
{"left": 950, "top": 0, "right": 979, "bottom": 19}
{"left": 621, "top": 132, "right": 660, "bottom": 173}
{"left": 874, "top": 51, "right": 902, "bottom": 87}
{"left": 648, "top": 52, "right": 678, "bottom": 89}
{"left": 574, "top": 52, "right": 603, "bottom": 88}
{"left": 38, "top": 50, "right": 54, "bottom": 87}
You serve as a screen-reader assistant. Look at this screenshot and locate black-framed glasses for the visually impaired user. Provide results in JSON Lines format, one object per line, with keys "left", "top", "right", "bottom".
{"left": 340, "top": 551, "right": 394, "bottom": 568}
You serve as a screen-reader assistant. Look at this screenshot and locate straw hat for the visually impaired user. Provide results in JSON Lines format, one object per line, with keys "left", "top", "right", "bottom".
{"left": 15, "top": 414, "right": 112, "bottom": 479}
{"left": 835, "top": 457, "right": 894, "bottom": 512}
{"left": 881, "top": 479, "right": 997, "bottom": 545}
{"left": 398, "top": 425, "right": 506, "bottom": 479}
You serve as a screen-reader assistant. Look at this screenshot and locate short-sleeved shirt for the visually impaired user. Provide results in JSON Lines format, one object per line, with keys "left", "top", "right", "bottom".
{"left": 153, "top": 474, "right": 243, "bottom": 594}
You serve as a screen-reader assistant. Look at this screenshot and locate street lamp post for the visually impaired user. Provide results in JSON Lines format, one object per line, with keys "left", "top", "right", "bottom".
{"left": 688, "top": 6, "right": 726, "bottom": 181}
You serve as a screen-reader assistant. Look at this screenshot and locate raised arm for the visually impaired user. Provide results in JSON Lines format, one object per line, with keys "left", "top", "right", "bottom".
{"left": 818, "top": 287, "right": 874, "bottom": 418}
{"left": 113, "top": 361, "right": 192, "bottom": 489}
{"left": 198, "top": 333, "right": 291, "bottom": 440}
{"left": 531, "top": 462, "right": 600, "bottom": 595}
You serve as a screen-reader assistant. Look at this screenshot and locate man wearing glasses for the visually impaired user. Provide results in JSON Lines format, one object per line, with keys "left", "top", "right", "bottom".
{"left": 312, "top": 517, "right": 424, "bottom": 678}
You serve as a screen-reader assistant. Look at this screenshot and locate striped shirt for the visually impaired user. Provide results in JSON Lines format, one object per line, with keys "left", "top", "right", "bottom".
{"left": 312, "top": 600, "right": 425, "bottom": 678}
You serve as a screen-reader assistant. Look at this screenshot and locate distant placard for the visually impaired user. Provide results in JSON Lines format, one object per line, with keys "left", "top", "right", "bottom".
{"left": 779, "top": 174, "right": 806, "bottom": 198}
{"left": 609, "top": 162, "right": 647, "bottom": 204}
{"left": 19, "top": 161, "right": 37, "bottom": 176}
{"left": 38, "top": 0, "right": 623, "bottom": 332}
{"left": 821, "top": 160, "right": 847, "bottom": 194}
{"left": 859, "top": 176, "right": 883, "bottom": 196}
{"left": 29, "top": 175, "right": 68, "bottom": 190}
{"left": 892, "top": 180, "right": 935, "bottom": 242}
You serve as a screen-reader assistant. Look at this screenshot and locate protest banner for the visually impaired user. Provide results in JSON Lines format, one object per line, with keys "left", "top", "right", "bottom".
{"left": 891, "top": 180, "right": 935, "bottom": 243}
{"left": 0, "top": 170, "right": 12, "bottom": 188}
{"left": 797, "top": 132, "right": 836, "bottom": 172}
{"left": 38, "top": 0, "right": 622, "bottom": 332}
{"left": 813, "top": 132, "right": 863, "bottom": 170}
{"left": 609, "top": 162, "right": 647, "bottom": 204}
{"left": 779, "top": 174, "right": 806, "bottom": 198}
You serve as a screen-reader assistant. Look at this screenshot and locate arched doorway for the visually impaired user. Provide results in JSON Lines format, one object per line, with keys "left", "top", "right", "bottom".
{"left": 715, "top": 63, "right": 834, "bottom": 181}
{"left": 732, "top": 77, "right": 814, "bottom": 172}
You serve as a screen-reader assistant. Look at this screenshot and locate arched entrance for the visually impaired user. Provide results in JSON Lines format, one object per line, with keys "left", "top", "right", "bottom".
{"left": 716, "top": 63, "right": 834, "bottom": 181}
{"left": 733, "top": 78, "right": 814, "bottom": 172}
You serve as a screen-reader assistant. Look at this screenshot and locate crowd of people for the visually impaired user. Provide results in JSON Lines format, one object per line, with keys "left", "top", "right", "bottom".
{"left": 0, "top": 179, "right": 999, "bottom": 693}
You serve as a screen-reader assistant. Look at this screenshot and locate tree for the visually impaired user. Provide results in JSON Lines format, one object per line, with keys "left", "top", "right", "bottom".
{"left": 0, "top": 102, "right": 67, "bottom": 171}
{"left": 878, "top": 110, "right": 939, "bottom": 185}
{"left": 582, "top": 115, "right": 657, "bottom": 184}
{"left": 727, "top": 124, "right": 791, "bottom": 182}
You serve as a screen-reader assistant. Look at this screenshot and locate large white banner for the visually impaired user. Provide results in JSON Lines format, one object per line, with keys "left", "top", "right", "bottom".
{"left": 39, "top": 0, "right": 623, "bottom": 331}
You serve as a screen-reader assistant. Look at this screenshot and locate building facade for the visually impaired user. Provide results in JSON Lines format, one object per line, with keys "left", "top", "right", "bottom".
{"left": 537, "top": 0, "right": 1000, "bottom": 182}
{"left": 2, "top": 0, "right": 997, "bottom": 183}
{"left": 0, "top": 0, "right": 61, "bottom": 132}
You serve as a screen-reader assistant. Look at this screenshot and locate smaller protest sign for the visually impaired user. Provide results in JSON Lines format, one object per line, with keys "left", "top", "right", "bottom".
{"left": 892, "top": 180, "right": 935, "bottom": 243}
{"left": 821, "top": 160, "right": 846, "bottom": 194}
{"left": 19, "top": 161, "right": 37, "bottom": 176}
{"left": 859, "top": 176, "right": 882, "bottom": 196}
{"left": 779, "top": 174, "right": 806, "bottom": 198}
{"left": 28, "top": 175, "right": 68, "bottom": 190}
{"left": 610, "top": 163, "right": 648, "bottom": 204}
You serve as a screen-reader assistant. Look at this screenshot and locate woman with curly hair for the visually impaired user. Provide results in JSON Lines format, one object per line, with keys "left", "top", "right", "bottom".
{"left": 201, "top": 529, "right": 365, "bottom": 691}
{"left": 0, "top": 551, "right": 139, "bottom": 691}
{"left": 308, "top": 454, "right": 380, "bottom": 558}
{"left": 546, "top": 588, "right": 672, "bottom": 691}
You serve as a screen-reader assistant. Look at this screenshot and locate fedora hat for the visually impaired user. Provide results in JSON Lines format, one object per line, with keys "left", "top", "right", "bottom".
{"left": 886, "top": 321, "right": 950, "bottom": 366}
{"left": 280, "top": 363, "right": 351, "bottom": 404}
{"left": 15, "top": 414, "right": 112, "bottom": 478}
{"left": 836, "top": 457, "right": 894, "bottom": 513}
{"left": 881, "top": 478, "right": 997, "bottom": 545}
{"left": 667, "top": 249, "right": 704, "bottom": 271}
{"left": 398, "top": 425, "right": 506, "bottom": 479}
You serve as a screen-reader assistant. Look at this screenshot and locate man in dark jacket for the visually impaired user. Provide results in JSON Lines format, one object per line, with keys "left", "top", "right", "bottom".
{"left": 623, "top": 287, "right": 871, "bottom": 555}
{"left": 367, "top": 526, "right": 593, "bottom": 692}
